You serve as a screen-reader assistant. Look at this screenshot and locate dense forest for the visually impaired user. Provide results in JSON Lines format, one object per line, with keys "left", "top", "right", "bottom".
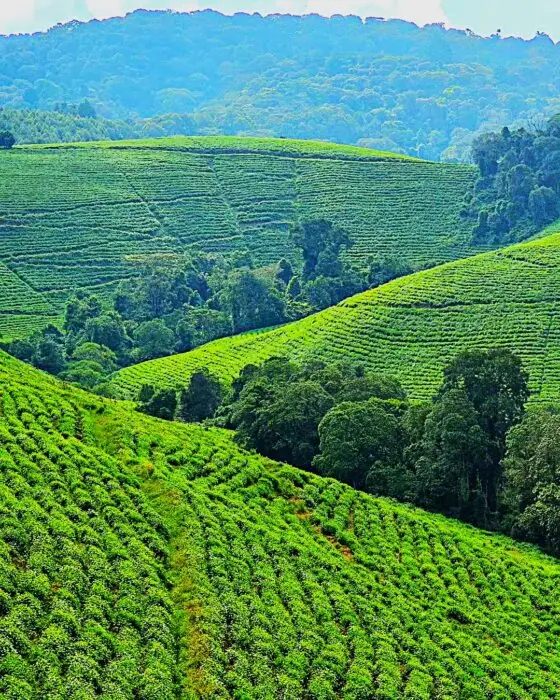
{"left": 2, "top": 10, "right": 560, "bottom": 159}
{"left": 0, "top": 107, "right": 196, "bottom": 144}
{"left": 465, "top": 117, "right": 560, "bottom": 243}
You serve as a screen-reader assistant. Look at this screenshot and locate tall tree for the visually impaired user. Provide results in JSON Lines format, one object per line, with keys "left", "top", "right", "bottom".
{"left": 314, "top": 400, "right": 403, "bottom": 491}
{"left": 179, "top": 370, "right": 222, "bottom": 423}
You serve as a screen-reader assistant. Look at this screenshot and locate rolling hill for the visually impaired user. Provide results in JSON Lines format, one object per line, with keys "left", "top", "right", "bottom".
{"left": 0, "top": 136, "right": 479, "bottom": 342}
{"left": 109, "top": 221, "right": 560, "bottom": 404}
{"left": 1, "top": 349, "right": 559, "bottom": 698}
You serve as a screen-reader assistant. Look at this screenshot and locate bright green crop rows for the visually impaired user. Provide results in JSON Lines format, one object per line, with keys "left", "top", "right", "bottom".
{"left": 0, "top": 136, "right": 478, "bottom": 340}
{"left": 110, "top": 222, "right": 560, "bottom": 403}
{"left": 1, "top": 350, "right": 559, "bottom": 698}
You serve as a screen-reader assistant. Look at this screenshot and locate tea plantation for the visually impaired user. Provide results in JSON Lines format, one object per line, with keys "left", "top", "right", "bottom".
{"left": 110, "top": 221, "right": 560, "bottom": 403}
{"left": 0, "top": 136, "right": 479, "bottom": 341}
{"left": 1, "top": 350, "right": 559, "bottom": 698}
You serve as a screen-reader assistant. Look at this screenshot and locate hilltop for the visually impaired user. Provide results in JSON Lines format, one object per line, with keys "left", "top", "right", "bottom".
{"left": 2, "top": 11, "right": 560, "bottom": 159}
{"left": 1, "top": 349, "right": 559, "bottom": 697}
{"left": 110, "top": 221, "right": 560, "bottom": 403}
{"left": 0, "top": 136, "right": 478, "bottom": 341}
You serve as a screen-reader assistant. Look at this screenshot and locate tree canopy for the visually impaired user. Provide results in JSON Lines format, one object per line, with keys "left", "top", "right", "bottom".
{"left": 2, "top": 11, "right": 560, "bottom": 159}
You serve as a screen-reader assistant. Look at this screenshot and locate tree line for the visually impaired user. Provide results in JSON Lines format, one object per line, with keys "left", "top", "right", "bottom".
{"left": 4, "top": 220, "right": 410, "bottom": 391}
{"left": 138, "top": 348, "right": 560, "bottom": 556}
{"left": 0, "top": 107, "right": 197, "bottom": 146}
{"left": 464, "top": 116, "right": 560, "bottom": 244}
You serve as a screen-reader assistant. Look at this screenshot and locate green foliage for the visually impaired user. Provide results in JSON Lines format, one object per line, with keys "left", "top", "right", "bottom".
{"left": 467, "top": 120, "right": 560, "bottom": 244}
{"left": 502, "top": 408, "right": 560, "bottom": 553}
{"left": 132, "top": 319, "right": 175, "bottom": 362}
{"left": 0, "top": 107, "right": 195, "bottom": 145}
{"left": 179, "top": 370, "right": 222, "bottom": 423}
{"left": 110, "top": 222, "right": 560, "bottom": 404}
{"left": 0, "top": 130, "right": 15, "bottom": 149}
{"left": 138, "top": 386, "right": 178, "bottom": 421}
{"left": 0, "top": 136, "right": 478, "bottom": 342}
{"left": 226, "top": 358, "right": 405, "bottom": 470}
{"left": 314, "top": 400, "right": 403, "bottom": 490}
{"left": 2, "top": 12, "right": 560, "bottom": 160}
{"left": 0, "top": 350, "right": 558, "bottom": 697}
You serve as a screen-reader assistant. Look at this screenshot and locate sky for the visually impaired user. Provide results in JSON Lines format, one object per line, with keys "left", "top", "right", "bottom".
{"left": 1, "top": 0, "right": 560, "bottom": 41}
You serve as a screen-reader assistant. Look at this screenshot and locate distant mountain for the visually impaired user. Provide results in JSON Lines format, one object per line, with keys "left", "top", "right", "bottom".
{"left": 1, "top": 10, "right": 560, "bottom": 160}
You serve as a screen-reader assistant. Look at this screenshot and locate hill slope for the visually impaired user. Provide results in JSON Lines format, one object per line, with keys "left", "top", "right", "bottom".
{"left": 1, "top": 350, "right": 559, "bottom": 697}
{"left": 110, "top": 221, "right": 560, "bottom": 403}
{"left": 0, "top": 136, "right": 477, "bottom": 341}
{"left": 3, "top": 11, "right": 560, "bottom": 159}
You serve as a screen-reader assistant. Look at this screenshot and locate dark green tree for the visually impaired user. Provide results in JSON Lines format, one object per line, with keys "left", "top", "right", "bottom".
{"left": 291, "top": 219, "right": 352, "bottom": 281}
{"left": 441, "top": 348, "right": 529, "bottom": 494}
{"left": 179, "top": 370, "right": 222, "bottom": 423}
{"left": 219, "top": 269, "right": 286, "bottom": 333}
{"left": 84, "top": 312, "right": 129, "bottom": 352}
{"left": 77, "top": 99, "right": 97, "bottom": 118}
{"left": 139, "top": 388, "right": 177, "bottom": 420}
{"left": 0, "top": 131, "right": 15, "bottom": 149}
{"left": 501, "top": 409, "right": 560, "bottom": 553}
{"left": 33, "top": 338, "right": 66, "bottom": 375}
{"left": 415, "top": 389, "right": 490, "bottom": 522}
{"left": 276, "top": 258, "right": 294, "bottom": 286}
{"left": 132, "top": 319, "right": 175, "bottom": 362}
{"left": 314, "top": 400, "right": 403, "bottom": 490}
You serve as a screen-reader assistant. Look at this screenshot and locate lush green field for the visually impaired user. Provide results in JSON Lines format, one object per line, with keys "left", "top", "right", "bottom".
{"left": 110, "top": 221, "right": 560, "bottom": 403}
{"left": 0, "top": 136, "right": 479, "bottom": 341}
{"left": 1, "top": 349, "right": 559, "bottom": 697}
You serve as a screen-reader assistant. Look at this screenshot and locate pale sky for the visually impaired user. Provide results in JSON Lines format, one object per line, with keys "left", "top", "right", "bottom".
{"left": 1, "top": 0, "right": 559, "bottom": 41}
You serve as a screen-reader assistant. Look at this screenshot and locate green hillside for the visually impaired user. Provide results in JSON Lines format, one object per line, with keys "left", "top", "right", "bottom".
{"left": 110, "top": 221, "right": 560, "bottom": 404}
{"left": 0, "top": 136, "right": 479, "bottom": 341}
{"left": 1, "top": 349, "right": 559, "bottom": 698}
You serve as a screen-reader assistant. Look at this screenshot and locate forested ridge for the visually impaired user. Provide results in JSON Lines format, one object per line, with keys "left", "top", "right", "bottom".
{"left": 3, "top": 10, "right": 560, "bottom": 159}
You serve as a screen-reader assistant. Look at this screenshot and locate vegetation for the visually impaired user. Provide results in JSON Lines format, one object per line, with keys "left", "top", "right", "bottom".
{"left": 161, "top": 350, "right": 543, "bottom": 548}
{"left": 0, "top": 349, "right": 559, "bottom": 697}
{"left": 4, "top": 221, "right": 394, "bottom": 389}
{"left": 0, "top": 136, "right": 479, "bottom": 343}
{"left": 110, "top": 220, "right": 560, "bottom": 404}
{"left": 0, "top": 107, "right": 197, "bottom": 145}
{"left": 465, "top": 118, "right": 560, "bottom": 244}
{"left": 0, "top": 130, "right": 15, "bottom": 149}
{"left": 3, "top": 11, "right": 560, "bottom": 160}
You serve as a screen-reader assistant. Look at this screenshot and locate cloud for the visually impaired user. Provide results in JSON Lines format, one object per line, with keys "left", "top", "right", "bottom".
{"left": 0, "top": 0, "right": 36, "bottom": 32}
{"left": 86, "top": 0, "right": 124, "bottom": 19}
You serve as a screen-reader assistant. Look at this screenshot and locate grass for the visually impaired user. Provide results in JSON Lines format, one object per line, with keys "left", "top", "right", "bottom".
{"left": 0, "top": 350, "right": 559, "bottom": 698}
{"left": 110, "top": 220, "right": 560, "bottom": 404}
{"left": 0, "top": 136, "right": 479, "bottom": 341}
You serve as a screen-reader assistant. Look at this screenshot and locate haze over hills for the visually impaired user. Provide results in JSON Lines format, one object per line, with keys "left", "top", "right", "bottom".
{"left": 2, "top": 10, "right": 560, "bottom": 159}
{"left": 0, "top": 136, "right": 479, "bottom": 342}
{"left": 109, "top": 221, "right": 560, "bottom": 403}
{"left": 1, "top": 348, "right": 559, "bottom": 697}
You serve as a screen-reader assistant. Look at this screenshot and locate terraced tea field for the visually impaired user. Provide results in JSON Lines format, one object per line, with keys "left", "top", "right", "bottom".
{"left": 0, "top": 136, "right": 478, "bottom": 340}
{"left": 110, "top": 222, "right": 560, "bottom": 403}
{"left": 1, "top": 349, "right": 559, "bottom": 698}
